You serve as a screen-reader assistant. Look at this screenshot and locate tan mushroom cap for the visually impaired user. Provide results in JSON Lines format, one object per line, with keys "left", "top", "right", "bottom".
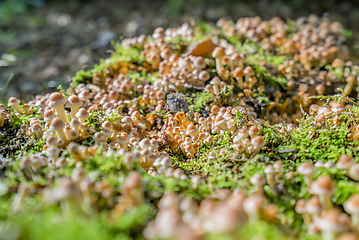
{"left": 337, "top": 233, "right": 359, "bottom": 240}
{"left": 315, "top": 209, "right": 351, "bottom": 233}
{"left": 50, "top": 117, "right": 65, "bottom": 131}
{"left": 337, "top": 154, "right": 354, "bottom": 170}
{"left": 306, "top": 196, "right": 323, "bottom": 215}
{"left": 251, "top": 136, "right": 265, "bottom": 148}
{"left": 48, "top": 92, "right": 67, "bottom": 108}
{"left": 295, "top": 199, "right": 306, "bottom": 214}
{"left": 332, "top": 58, "right": 344, "bottom": 68}
{"left": 297, "top": 162, "right": 315, "bottom": 176}
{"left": 210, "top": 77, "right": 221, "bottom": 85}
{"left": 44, "top": 110, "right": 56, "bottom": 121}
{"left": 243, "top": 66, "right": 254, "bottom": 76}
{"left": 233, "top": 67, "right": 244, "bottom": 78}
{"left": 66, "top": 95, "right": 83, "bottom": 108}
{"left": 186, "top": 124, "right": 198, "bottom": 137}
{"left": 76, "top": 108, "right": 89, "bottom": 119}
{"left": 250, "top": 173, "right": 265, "bottom": 186}
{"left": 123, "top": 171, "right": 143, "bottom": 190}
{"left": 8, "top": 97, "right": 20, "bottom": 106}
{"left": 310, "top": 175, "right": 335, "bottom": 196}
{"left": 346, "top": 76, "right": 356, "bottom": 84}
{"left": 212, "top": 47, "right": 225, "bottom": 58}
{"left": 344, "top": 194, "right": 359, "bottom": 214}
{"left": 140, "top": 138, "right": 151, "bottom": 149}
{"left": 264, "top": 165, "right": 275, "bottom": 174}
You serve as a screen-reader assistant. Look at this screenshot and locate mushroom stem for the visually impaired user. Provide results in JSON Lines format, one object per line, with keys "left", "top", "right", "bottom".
{"left": 319, "top": 195, "right": 333, "bottom": 210}
{"left": 344, "top": 83, "right": 354, "bottom": 96}
{"left": 236, "top": 77, "right": 244, "bottom": 89}
{"left": 303, "top": 175, "right": 313, "bottom": 187}
{"left": 266, "top": 173, "right": 275, "bottom": 187}
{"left": 352, "top": 214, "right": 359, "bottom": 227}
{"left": 56, "top": 128, "right": 68, "bottom": 144}
{"left": 70, "top": 106, "right": 80, "bottom": 119}
{"left": 215, "top": 58, "right": 223, "bottom": 73}
{"left": 12, "top": 105, "right": 22, "bottom": 113}
{"left": 321, "top": 230, "right": 336, "bottom": 240}
{"left": 54, "top": 106, "right": 69, "bottom": 124}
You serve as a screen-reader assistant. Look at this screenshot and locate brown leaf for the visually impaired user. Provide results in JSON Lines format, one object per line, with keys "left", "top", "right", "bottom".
{"left": 184, "top": 40, "right": 218, "bottom": 57}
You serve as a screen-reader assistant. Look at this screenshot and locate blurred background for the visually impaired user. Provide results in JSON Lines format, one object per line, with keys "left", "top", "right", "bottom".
{"left": 1, "top": 0, "right": 359, "bottom": 101}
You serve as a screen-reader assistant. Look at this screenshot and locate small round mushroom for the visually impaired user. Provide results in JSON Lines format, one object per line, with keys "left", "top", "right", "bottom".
{"left": 297, "top": 162, "right": 315, "bottom": 187}
{"left": 66, "top": 95, "right": 83, "bottom": 118}
{"left": 344, "top": 193, "right": 359, "bottom": 228}
{"left": 8, "top": 97, "right": 22, "bottom": 113}
{"left": 50, "top": 117, "right": 68, "bottom": 144}
{"left": 337, "top": 154, "right": 354, "bottom": 171}
{"left": 315, "top": 209, "right": 351, "bottom": 240}
{"left": 48, "top": 92, "right": 69, "bottom": 123}
{"left": 210, "top": 77, "right": 221, "bottom": 95}
{"left": 264, "top": 165, "right": 276, "bottom": 187}
{"left": 310, "top": 175, "right": 335, "bottom": 210}
{"left": 76, "top": 108, "right": 89, "bottom": 124}
{"left": 250, "top": 173, "right": 266, "bottom": 193}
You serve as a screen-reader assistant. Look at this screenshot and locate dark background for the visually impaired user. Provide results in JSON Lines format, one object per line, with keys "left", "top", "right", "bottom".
{"left": 1, "top": 0, "right": 359, "bottom": 101}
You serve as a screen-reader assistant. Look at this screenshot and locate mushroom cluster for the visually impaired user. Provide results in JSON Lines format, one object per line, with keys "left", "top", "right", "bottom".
{"left": 1, "top": 14, "right": 359, "bottom": 239}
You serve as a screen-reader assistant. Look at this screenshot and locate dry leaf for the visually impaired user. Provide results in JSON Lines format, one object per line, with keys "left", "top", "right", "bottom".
{"left": 184, "top": 40, "right": 218, "bottom": 57}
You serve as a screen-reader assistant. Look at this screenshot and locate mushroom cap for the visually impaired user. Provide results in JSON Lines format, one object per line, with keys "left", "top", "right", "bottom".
{"left": 243, "top": 194, "right": 267, "bottom": 215}
{"left": 250, "top": 173, "right": 265, "bottom": 186}
{"left": 337, "top": 233, "right": 359, "bottom": 240}
{"left": 46, "top": 146, "right": 60, "bottom": 158}
{"left": 76, "top": 108, "right": 89, "bottom": 119}
{"left": 48, "top": 92, "right": 67, "bottom": 108}
{"left": 310, "top": 175, "right": 335, "bottom": 196}
{"left": 8, "top": 97, "right": 20, "bottom": 106}
{"left": 124, "top": 171, "right": 143, "bottom": 190}
{"left": 44, "top": 110, "right": 56, "bottom": 121}
{"left": 186, "top": 124, "right": 198, "bottom": 137}
{"left": 315, "top": 209, "right": 351, "bottom": 233}
{"left": 233, "top": 67, "right": 244, "bottom": 78}
{"left": 140, "top": 138, "right": 151, "bottom": 149}
{"left": 264, "top": 165, "right": 275, "bottom": 174}
{"left": 70, "top": 118, "right": 81, "bottom": 128}
{"left": 349, "top": 164, "right": 359, "bottom": 181}
{"left": 198, "top": 71, "right": 210, "bottom": 81}
{"left": 210, "top": 77, "right": 221, "bottom": 85}
{"left": 66, "top": 95, "right": 83, "bottom": 108}
{"left": 346, "top": 76, "right": 356, "bottom": 84}
{"left": 295, "top": 199, "right": 306, "bottom": 214}
{"left": 212, "top": 47, "right": 225, "bottom": 58}
{"left": 344, "top": 193, "right": 359, "bottom": 214}
{"left": 332, "top": 58, "right": 344, "bottom": 68}
{"left": 251, "top": 136, "right": 265, "bottom": 148}
{"left": 297, "top": 162, "right": 315, "bottom": 176}
{"left": 50, "top": 117, "right": 65, "bottom": 131}
{"left": 52, "top": 177, "right": 79, "bottom": 201}
{"left": 337, "top": 154, "right": 354, "bottom": 170}
{"left": 243, "top": 66, "right": 254, "bottom": 76}
{"left": 306, "top": 196, "right": 323, "bottom": 214}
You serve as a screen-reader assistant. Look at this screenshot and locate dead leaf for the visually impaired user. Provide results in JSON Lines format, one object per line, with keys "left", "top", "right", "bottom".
{"left": 184, "top": 40, "right": 218, "bottom": 57}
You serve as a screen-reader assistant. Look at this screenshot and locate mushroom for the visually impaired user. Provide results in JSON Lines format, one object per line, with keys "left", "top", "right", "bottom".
{"left": 50, "top": 117, "right": 68, "bottom": 144}
{"left": 264, "top": 165, "right": 276, "bottom": 187}
{"left": 337, "top": 154, "right": 354, "bottom": 171}
{"left": 310, "top": 176, "right": 335, "bottom": 210}
{"left": 66, "top": 95, "right": 83, "bottom": 118}
{"left": 8, "top": 97, "right": 22, "bottom": 113}
{"left": 344, "top": 76, "right": 356, "bottom": 96}
{"left": 212, "top": 47, "right": 225, "bottom": 72}
{"left": 297, "top": 162, "right": 315, "bottom": 187}
{"left": 344, "top": 193, "right": 359, "bottom": 227}
{"left": 250, "top": 173, "right": 265, "bottom": 193}
{"left": 210, "top": 77, "right": 221, "bottom": 95}
{"left": 315, "top": 209, "right": 351, "bottom": 240}
{"left": 48, "top": 92, "right": 69, "bottom": 123}
{"left": 122, "top": 171, "right": 144, "bottom": 206}
{"left": 76, "top": 108, "right": 89, "bottom": 124}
